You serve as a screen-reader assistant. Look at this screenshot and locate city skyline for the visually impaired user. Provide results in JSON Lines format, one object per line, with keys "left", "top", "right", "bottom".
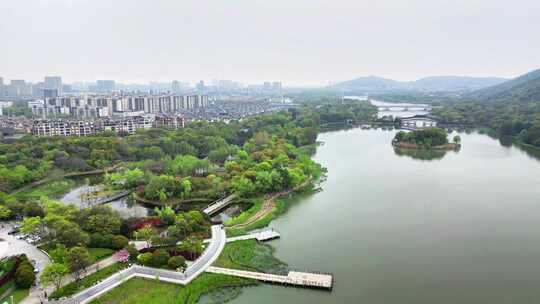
{"left": 1, "top": 0, "right": 539, "bottom": 86}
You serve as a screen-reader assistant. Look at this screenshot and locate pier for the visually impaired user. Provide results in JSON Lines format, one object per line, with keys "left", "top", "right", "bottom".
{"left": 206, "top": 266, "right": 333, "bottom": 290}
{"left": 87, "top": 190, "right": 132, "bottom": 206}
{"left": 203, "top": 194, "right": 236, "bottom": 215}
{"left": 226, "top": 228, "right": 280, "bottom": 243}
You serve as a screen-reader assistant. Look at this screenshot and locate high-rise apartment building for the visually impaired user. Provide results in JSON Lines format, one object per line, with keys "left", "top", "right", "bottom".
{"left": 44, "top": 76, "right": 63, "bottom": 95}
{"left": 95, "top": 80, "right": 116, "bottom": 92}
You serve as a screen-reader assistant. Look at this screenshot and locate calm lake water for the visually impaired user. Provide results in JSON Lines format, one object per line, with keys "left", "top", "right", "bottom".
{"left": 231, "top": 128, "right": 540, "bottom": 304}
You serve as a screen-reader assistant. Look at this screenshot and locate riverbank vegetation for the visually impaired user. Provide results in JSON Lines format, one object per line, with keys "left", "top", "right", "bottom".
{"left": 214, "top": 240, "right": 288, "bottom": 274}
{"left": 90, "top": 274, "right": 256, "bottom": 304}
{"left": 433, "top": 99, "right": 540, "bottom": 148}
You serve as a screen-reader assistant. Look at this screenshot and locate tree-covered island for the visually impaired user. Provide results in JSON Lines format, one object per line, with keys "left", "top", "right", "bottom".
{"left": 392, "top": 128, "right": 461, "bottom": 150}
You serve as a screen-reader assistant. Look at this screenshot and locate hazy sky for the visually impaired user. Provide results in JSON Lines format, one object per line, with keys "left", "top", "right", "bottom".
{"left": 1, "top": 0, "right": 539, "bottom": 86}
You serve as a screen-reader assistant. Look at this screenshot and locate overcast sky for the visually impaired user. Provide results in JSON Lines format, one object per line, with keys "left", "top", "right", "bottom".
{"left": 1, "top": 0, "right": 539, "bottom": 86}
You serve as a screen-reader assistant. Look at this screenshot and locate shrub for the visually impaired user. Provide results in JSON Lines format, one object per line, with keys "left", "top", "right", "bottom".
{"left": 111, "top": 235, "right": 129, "bottom": 250}
{"left": 151, "top": 249, "right": 170, "bottom": 267}
{"left": 137, "top": 253, "right": 153, "bottom": 266}
{"left": 167, "top": 256, "right": 186, "bottom": 270}
{"left": 89, "top": 233, "right": 114, "bottom": 248}
{"left": 15, "top": 264, "right": 35, "bottom": 288}
{"left": 126, "top": 216, "right": 164, "bottom": 233}
{"left": 126, "top": 244, "right": 139, "bottom": 262}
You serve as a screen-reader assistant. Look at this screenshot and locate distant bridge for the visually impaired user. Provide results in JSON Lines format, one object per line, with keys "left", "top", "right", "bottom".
{"left": 378, "top": 106, "right": 432, "bottom": 111}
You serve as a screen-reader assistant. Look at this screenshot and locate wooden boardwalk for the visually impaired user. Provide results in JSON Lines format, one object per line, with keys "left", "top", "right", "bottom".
{"left": 226, "top": 228, "right": 280, "bottom": 243}
{"left": 87, "top": 190, "right": 132, "bottom": 206}
{"left": 206, "top": 266, "right": 333, "bottom": 290}
{"left": 203, "top": 194, "right": 236, "bottom": 215}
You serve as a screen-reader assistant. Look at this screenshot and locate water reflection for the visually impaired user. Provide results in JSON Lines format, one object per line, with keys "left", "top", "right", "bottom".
{"left": 393, "top": 146, "right": 460, "bottom": 161}
{"left": 60, "top": 184, "right": 152, "bottom": 219}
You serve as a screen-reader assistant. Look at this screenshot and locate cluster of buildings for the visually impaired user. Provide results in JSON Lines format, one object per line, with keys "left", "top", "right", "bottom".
{"left": 1, "top": 76, "right": 77, "bottom": 99}
{"left": 197, "top": 80, "right": 283, "bottom": 95}
{"left": 400, "top": 115, "right": 438, "bottom": 130}
{"left": 28, "top": 94, "right": 209, "bottom": 118}
{"left": 0, "top": 74, "right": 290, "bottom": 138}
{"left": 31, "top": 114, "right": 185, "bottom": 137}
{"left": 0, "top": 101, "right": 13, "bottom": 116}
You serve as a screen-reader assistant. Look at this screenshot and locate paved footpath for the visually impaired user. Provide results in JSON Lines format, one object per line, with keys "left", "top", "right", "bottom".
{"left": 48, "top": 225, "right": 225, "bottom": 304}
{"left": 1, "top": 224, "right": 51, "bottom": 304}
{"left": 0, "top": 223, "right": 119, "bottom": 304}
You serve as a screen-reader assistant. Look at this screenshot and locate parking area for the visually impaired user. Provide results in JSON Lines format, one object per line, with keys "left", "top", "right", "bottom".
{"left": 0, "top": 223, "right": 50, "bottom": 273}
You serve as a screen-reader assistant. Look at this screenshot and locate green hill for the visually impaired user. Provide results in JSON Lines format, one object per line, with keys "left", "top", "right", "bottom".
{"left": 467, "top": 69, "right": 540, "bottom": 103}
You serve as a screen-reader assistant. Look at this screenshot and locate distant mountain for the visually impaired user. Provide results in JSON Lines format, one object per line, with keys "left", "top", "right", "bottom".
{"left": 411, "top": 76, "right": 507, "bottom": 92}
{"left": 467, "top": 69, "right": 540, "bottom": 102}
{"left": 331, "top": 76, "right": 408, "bottom": 91}
{"left": 331, "top": 75, "right": 508, "bottom": 92}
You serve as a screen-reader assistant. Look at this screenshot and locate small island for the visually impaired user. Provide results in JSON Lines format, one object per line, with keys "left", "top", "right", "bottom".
{"left": 392, "top": 127, "right": 461, "bottom": 150}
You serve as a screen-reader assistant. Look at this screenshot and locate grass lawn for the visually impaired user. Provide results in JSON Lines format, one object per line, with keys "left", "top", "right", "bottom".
{"left": 88, "top": 248, "right": 115, "bottom": 263}
{"left": 224, "top": 199, "right": 262, "bottom": 227}
{"left": 13, "top": 178, "right": 76, "bottom": 201}
{"left": 226, "top": 199, "right": 286, "bottom": 238}
{"left": 226, "top": 185, "right": 318, "bottom": 237}
{"left": 213, "top": 240, "right": 288, "bottom": 274}
{"left": 50, "top": 263, "right": 127, "bottom": 299}
{"left": 90, "top": 274, "right": 256, "bottom": 304}
{"left": 0, "top": 287, "right": 30, "bottom": 304}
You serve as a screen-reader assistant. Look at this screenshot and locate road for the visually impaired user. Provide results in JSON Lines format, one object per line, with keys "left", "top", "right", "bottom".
{"left": 0, "top": 223, "right": 51, "bottom": 304}
{"left": 1, "top": 223, "right": 120, "bottom": 304}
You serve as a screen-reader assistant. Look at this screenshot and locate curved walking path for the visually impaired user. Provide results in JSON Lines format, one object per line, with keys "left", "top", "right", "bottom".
{"left": 229, "top": 180, "right": 312, "bottom": 230}
{"left": 54, "top": 225, "right": 226, "bottom": 304}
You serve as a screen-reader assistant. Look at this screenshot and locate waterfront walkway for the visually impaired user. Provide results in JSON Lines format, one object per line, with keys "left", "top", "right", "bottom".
{"left": 223, "top": 228, "right": 280, "bottom": 243}
{"left": 202, "top": 194, "right": 236, "bottom": 215}
{"left": 87, "top": 190, "right": 132, "bottom": 206}
{"left": 206, "top": 266, "right": 333, "bottom": 290}
{"left": 53, "top": 225, "right": 226, "bottom": 304}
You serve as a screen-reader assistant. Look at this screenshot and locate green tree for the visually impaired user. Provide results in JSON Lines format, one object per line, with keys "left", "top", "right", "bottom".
{"left": 178, "top": 236, "right": 203, "bottom": 260}
{"left": 79, "top": 206, "right": 122, "bottom": 235}
{"left": 20, "top": 216, "right": 42, "bottom": 236}
{"left": 66, "top": 247, "right": 92, "bottom": 282}
{"left": 154, "top": 206, "right": 176, "bottom": 225}
{"left": 49, "top": 244, "right": 68, "bottom": 264}
{"left": 0, "top": 205, "right": 11, "bottom": 219}
{"left": 134, "top": 225, "right": 158, "bottom": 248}
{"left": 15, "top": 264, "right": 36, "bottom": 288}
{"left": 40, "top": 263, "right": 69, "bottom": 292}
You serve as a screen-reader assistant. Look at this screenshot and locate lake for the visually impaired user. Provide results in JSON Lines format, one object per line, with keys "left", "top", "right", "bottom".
{"left": 230, "top": 127, "right": 540, "bottom": 304}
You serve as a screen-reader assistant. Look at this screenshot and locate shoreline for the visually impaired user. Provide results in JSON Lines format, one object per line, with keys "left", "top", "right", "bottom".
{"left": 392, "top": 140, "right": 460, "bottom": 150}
